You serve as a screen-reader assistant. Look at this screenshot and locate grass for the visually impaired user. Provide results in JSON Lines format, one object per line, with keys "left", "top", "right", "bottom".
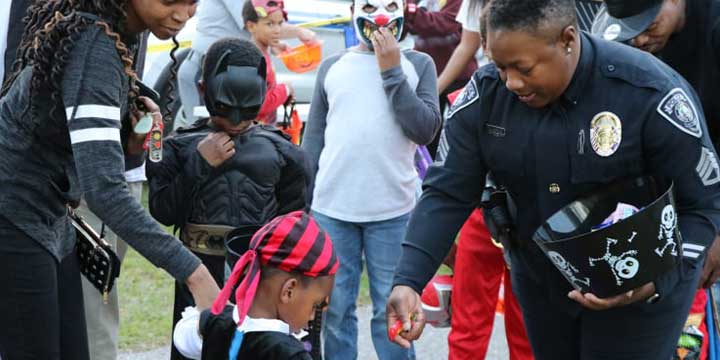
{"left": 118, "top": 249, "right": 174, "bottom": 351}
{"left": 118, "top": 185, "right": 446, "bottom": 352}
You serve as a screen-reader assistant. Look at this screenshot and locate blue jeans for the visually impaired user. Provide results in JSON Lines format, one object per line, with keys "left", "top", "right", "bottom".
{"left": 313, "top": 211, "right": 415, "bottom": 360}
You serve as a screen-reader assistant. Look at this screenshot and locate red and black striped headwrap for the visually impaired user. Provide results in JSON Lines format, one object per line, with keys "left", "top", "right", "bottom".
{"left": 211, "top": 211, "right": 339, "bottom": 324}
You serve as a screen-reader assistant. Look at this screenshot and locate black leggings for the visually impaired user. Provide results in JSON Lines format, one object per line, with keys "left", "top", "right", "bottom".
{"left": 0, "top": 217, "right": 89, "bottom": 360}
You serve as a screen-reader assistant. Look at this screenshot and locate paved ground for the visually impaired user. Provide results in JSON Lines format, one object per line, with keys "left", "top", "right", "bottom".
{"left": 119, "top": 306, "right": 510, "bottom": 360}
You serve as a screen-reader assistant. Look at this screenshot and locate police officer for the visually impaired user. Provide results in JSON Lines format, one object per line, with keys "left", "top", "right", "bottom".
{"left": 592, "top": 0, "right": 720, "bottom": 289}
{"left": 385, "top": 0, "right": 720, "bottom": 358}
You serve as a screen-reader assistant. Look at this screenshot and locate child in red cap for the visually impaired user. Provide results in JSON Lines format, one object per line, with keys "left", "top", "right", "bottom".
{"left": 173, "top": 211, "right": 339, "bottom": 359}
{"left": 242, "top": 0, "right": 294, "bottom": 124}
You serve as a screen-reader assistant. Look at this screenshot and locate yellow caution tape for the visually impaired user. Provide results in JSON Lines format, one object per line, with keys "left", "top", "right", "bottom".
{"left": 146, "top": 40, "right": 192, "bottom": 54}
{"left": 296, "top": 16, "right": 351, "bottom": 28}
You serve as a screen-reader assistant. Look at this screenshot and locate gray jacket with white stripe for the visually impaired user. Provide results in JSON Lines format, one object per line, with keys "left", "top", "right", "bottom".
{"left": 0, "top": 25, "right": 201, "bottom": 281}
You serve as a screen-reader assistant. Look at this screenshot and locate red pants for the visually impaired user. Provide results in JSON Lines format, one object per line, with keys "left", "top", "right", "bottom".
{"left": 448, "top": 209, "right": 534, "bottom": 360}
{"left": 687, "top": 289, "right": 708, "bottom": 360}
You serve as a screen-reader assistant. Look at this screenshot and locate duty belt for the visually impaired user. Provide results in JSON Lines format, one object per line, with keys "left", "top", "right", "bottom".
{"left": 181, "top": 223, "right": 234, "bottom": 256}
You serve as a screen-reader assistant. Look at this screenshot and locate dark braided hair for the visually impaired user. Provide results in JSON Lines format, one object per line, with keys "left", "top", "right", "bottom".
{"left": 487, "top": 0, "right": 577, "bottom": 40}
{"left": 165, "top": 36, "right": 181, "bottom": 127}
{"left": 1, "top": 0, "right": 181, "bottom": 125}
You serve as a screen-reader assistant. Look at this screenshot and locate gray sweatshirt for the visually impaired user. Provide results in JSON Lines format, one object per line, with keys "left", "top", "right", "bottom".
{"left": 302, "top": 48, "right": 441, "bottom": 222}
{"left": 0, "top": 25, "right": 200, "bottom": 281}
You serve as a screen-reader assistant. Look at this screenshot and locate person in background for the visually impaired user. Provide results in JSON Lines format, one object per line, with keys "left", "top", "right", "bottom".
{"left": 437, "top": 0, "right": 600, "bottom": 94}
{"left": 242, "top": 0, "right": 294, "bottom": 125}
{"left": 177, "top": 0, "right": 316, "bottom": 128}
{"left": 302, "top": 0, "right": 441, "bottom": 358}
{"left": 592, "top": 1, "right": 720, "bottom": 357}
{"left": 403, "top": 0, "right": 476, "bottom": 157}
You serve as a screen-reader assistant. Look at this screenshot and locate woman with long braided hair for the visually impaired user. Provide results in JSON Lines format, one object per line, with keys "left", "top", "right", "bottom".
{"left": 0, "top": 0, "right": 220, "bottom": 358}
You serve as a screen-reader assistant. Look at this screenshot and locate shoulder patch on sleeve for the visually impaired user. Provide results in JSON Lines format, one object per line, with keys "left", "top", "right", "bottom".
{"left": 446, "top": 77, "right": 479, "bottom": 119}
{"left": 656, "top": 88, "right": 702, "bottom": 138}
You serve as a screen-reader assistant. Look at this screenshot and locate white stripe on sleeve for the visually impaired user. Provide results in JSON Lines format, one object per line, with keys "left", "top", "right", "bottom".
{"left": 683, "top": 251, "right": 701, "bottom": 259}
{"left": 683, "top": 244, "right": 706, "bottom": 252}
{"left": 70, "top": 128, "right": 121, "bottom": 144}
{"left": 65, "top": 105, "right": 121, "bottom": 122}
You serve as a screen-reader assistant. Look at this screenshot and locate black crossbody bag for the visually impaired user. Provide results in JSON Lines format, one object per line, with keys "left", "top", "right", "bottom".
{"left": 69, "top": 208, "right": 121, "bottom": 303}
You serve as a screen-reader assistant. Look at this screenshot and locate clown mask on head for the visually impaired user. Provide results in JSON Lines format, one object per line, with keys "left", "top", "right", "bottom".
{"left": 353, "top": 0, "right": 404, "bottom": 50}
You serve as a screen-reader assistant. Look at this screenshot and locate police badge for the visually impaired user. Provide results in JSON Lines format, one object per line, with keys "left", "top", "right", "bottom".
{"left": 590, "top": 111, "right": 622, "bottom": 157}
{"left": 657, "top": 88, "right": 702, "bottom": 138}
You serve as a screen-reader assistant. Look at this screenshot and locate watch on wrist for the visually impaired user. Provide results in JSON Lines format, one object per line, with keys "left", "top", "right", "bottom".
{"left": 645, "top": 292, "right": 661, "bottom": 304}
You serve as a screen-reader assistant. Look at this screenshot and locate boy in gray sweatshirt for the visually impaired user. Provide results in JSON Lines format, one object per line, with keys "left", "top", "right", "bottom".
{"left": 302, "top": 1, "right": 441, "bottom": 358}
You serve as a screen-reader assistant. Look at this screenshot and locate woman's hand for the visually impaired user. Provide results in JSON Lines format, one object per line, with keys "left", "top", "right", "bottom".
{"left": 127, "top": 96, "right": 162, "bottom": 155}
{"left": 185, "top": 264, "right": 221, "bottom": 310}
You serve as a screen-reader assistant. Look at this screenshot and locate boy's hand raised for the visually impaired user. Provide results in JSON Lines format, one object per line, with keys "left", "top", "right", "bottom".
{"left": 197, "top": 132, "right": 235, "bottom": 167}
{"left": 371, "top": 27, "right": 401, "bottom": 72}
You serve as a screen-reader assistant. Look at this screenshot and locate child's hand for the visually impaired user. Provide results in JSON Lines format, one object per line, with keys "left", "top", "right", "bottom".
{"left": 197, "top": 132, "right": 235, "bottom": 167}
{"left": 371, "top": 27, "right": 401, "bottom": 72}
{"left": 298, "top": 28, "right": 317, "bottom": 45}
{"left": 271, "top": 42, "right": 289, "bottom": 56}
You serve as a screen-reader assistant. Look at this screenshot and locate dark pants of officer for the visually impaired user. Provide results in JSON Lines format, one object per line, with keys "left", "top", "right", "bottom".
{"left": 510, "top": 247, "right": 699, "bottom": 360}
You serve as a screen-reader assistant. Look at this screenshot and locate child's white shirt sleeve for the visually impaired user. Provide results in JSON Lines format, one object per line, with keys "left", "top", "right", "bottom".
{"left": 173, "top": 306, "right": 204, "bottom": 359}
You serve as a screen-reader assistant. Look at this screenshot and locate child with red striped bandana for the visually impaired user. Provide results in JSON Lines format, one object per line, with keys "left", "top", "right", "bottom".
{"left": 173, "top": 211, "right": 339, "bottom": 359}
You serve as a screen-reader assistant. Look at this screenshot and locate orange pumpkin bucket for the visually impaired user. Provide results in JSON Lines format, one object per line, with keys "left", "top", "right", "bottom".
{"left": 278, "top": 41, "right": 323, "bottom": 73}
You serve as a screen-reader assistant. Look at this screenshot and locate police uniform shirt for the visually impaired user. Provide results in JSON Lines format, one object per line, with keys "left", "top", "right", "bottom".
{"left": 393, "top": 32, "right": 720, "bottom": 303}
{"left": 655, "top": 0, "right": 720, "bottom": 143}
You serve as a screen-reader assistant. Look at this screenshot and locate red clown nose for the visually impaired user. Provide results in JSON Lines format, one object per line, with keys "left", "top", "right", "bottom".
{"left": 374, "top": 14, "right": 390, "bottom": 26}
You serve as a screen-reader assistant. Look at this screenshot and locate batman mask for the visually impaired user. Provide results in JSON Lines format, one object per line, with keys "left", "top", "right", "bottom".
{"left": 204, "top": 50, "right": 267, "bottom": 124}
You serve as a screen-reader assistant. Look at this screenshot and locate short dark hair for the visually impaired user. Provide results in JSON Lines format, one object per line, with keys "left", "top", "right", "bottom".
{"left": 202, "top": 38, "right": 264, "bottom": 82}
{"left": 242, "top": 0, "right": 260, "bottom": 25}
{"left": 487, "top": 0, "right": 577, "bottom": 38}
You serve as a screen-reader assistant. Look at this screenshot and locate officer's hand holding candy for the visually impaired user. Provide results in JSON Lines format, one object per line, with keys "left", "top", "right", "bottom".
{"left": 386, "top": 285, "right": 426, "bottom": 348}
{"left": 568, "top": 282, "right": 656, "bottom": 310}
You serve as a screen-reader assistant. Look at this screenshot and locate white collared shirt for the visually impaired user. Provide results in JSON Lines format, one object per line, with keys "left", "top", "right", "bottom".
{"left": 173, "top": 306, "right": 294, "bottom": 360}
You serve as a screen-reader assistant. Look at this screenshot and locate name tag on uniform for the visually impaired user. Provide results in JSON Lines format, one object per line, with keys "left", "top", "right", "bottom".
{"left": 484, "top": 124, "right": 506, "bottom": 137}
